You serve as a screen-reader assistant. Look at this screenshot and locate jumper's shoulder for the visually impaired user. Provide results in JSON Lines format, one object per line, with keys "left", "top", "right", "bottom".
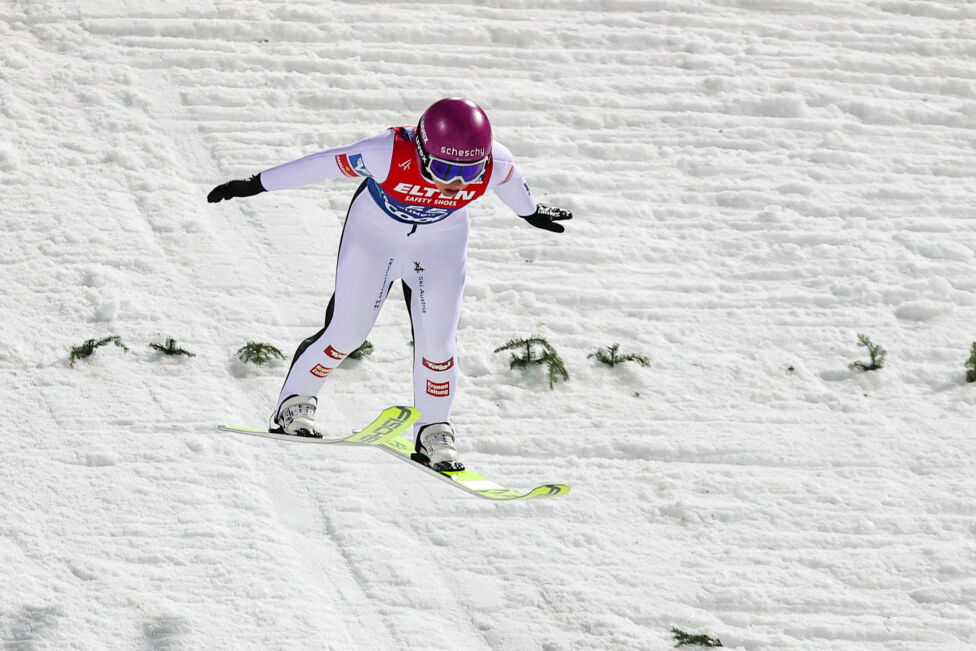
{"left": 488, "top": 140, "right": 518, "bottom": 188}
{"left": 490, "top": 139, "right": 516, "bottom": 164}
{"left": 391, "top": 125, "right": 417, "bottom": 142}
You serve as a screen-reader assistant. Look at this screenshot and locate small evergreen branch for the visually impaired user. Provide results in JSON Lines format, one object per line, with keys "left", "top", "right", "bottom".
{"left": 236, "top": 342, "right": 285, "bottom": 365}
{"left": 347, "top": 340, "right": 374, "bottom": 360}
{"left": 588, "top": 343, "right": 649, "bottom": 368}
{"left": 672, "top": 627, "right": 723, "bottom": 647}
{"left": 149, "top": 338, "right": 195, "bottom": 358}
{"left": 493, "top": 335, "right": 569, "bottom": 389}
{"left": 966, "top": 342, "right": 976, "bottom": 383}
{"left": 69, "top": 336, "right": 128, "bottom": 367}
{"left": 546, "top": 350, "right": 570, "bottom": 389}
{"left": 494, "top": 336, "right": 549, "bottom": 367}
{"left": 848, "top": 333, "right": 887, "bottom": 372}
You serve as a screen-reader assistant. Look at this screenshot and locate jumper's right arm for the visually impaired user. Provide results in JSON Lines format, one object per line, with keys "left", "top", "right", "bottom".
{"left": 207, "top": 131, "right": 394, "bottom": 202}
{"left": 489, "top": 141, "right": 573, "bottom": 233}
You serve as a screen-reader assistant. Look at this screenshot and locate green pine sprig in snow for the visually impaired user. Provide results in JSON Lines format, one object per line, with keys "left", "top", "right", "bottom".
{"left": 150, "top": 338, "right": 195, "bottom": 357}
{"left": 69, "top": 336, "right": 129, "bottom": 367}
{"left": 848, "top": 333, "right": 887, "bottom": 372}
{"left": 494, "top": 335, "right": 569, "bottom": 389}
{"left": 236, "top": 342, "right": 285, "bottom": 365}
{"left": 347, "top": 340, "right": 374, "bottom": 360}
{"left": 589, "top": 343, "right": 649, "bottom": 368}
{"left": 672, "top": 627, "right": 723, "bottom": 647}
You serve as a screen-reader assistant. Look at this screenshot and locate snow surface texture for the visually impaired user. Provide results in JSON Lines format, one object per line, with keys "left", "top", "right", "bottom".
{"left": 2, "top": 1, "right": 975, "bottom": 649}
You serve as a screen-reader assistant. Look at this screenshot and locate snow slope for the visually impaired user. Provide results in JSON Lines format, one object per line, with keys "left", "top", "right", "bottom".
{"left": 2, "top": 1, "right": 975, "bottom": 649}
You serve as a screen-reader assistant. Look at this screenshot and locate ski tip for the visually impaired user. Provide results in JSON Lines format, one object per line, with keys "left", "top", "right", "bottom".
{"left": 524, "top": 484, "right": 571, "bottom": 499}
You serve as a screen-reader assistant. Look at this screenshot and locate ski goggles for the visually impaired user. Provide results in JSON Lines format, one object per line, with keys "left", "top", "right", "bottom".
{"left": 423, "top": 153, "right": 489, "bottom": 184}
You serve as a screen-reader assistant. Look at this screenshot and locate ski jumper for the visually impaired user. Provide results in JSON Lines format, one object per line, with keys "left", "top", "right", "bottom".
{"left": 259, "top": 127, "right": 537, "bottom": 437}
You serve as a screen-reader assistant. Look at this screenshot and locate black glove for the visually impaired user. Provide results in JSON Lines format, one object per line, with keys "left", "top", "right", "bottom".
{"left": 520, "top": 204, "right": 573, "bottom": 233}
{"left": 207, "top": 175, "right": 266, "bottom": 203}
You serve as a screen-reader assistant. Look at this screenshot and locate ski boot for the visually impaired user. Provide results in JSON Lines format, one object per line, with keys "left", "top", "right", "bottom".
{"left": 270, "top": 395, "right": 320, "bottom": 438}
{"left": 413, "top": 422, "right": 464, "bottom": 471}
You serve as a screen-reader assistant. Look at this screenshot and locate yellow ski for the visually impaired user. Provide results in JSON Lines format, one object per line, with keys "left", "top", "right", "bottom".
{"left": 218, "top": 406, "right": 569, "bottom": 501}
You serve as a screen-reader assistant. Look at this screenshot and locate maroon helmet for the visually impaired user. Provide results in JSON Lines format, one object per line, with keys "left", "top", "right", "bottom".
{"left": 416, "top": 98, "right": 492, "bottom": 183}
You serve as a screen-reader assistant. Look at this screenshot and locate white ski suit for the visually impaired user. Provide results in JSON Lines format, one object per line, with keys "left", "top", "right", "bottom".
{"left": 260, "top": 126, "right": 537, "bottom": 436}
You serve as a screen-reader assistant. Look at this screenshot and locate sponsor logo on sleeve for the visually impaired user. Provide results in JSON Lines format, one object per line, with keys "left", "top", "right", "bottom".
{"left": 426, "top": 380, "right": 450, "bottom": 397}
{"left": 336, "top": 154, "right": 357, "bottom": 177}
{"left": 423, "top": 357, "right": 454, "bottom": 372}
{"left": 348, "top": 153, "right": 370, "bottom": 177}
{"left": 310, "top": 364, "right": 335, "bottom": 378}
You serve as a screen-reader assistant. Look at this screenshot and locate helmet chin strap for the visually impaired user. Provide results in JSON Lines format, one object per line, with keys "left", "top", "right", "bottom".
{"left": 415, "top": 130, "right": 436, "bottom": 183}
